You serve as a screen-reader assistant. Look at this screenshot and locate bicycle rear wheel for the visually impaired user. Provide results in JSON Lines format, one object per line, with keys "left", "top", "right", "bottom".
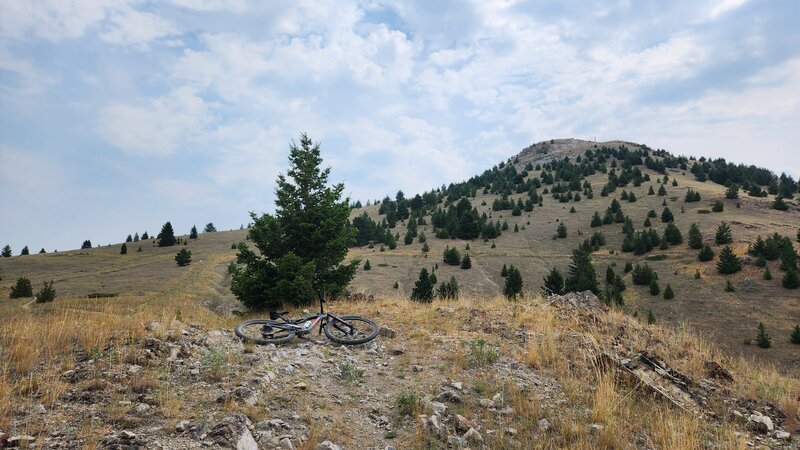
{"left": 235, "top": 319, "right": 296, "bottom": 345}
{"left": 324, "top": 316, "right": 379, "bottom": 345}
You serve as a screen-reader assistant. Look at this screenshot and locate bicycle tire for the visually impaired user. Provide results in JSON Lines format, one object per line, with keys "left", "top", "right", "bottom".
{"left": 324, "top": 316, "right": 379, "bottom": 345}
{"left": 235, "top": 319, "right": 296, "bottom": 345}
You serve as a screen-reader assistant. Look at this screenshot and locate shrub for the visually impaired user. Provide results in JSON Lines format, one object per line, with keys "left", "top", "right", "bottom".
{"left": 363, "top": 260, "right": 371, "bottom": 271}
{"left": 9, "top": 277, "right": 33, "bottom": 298}
{"left": 712, "top": 200, "right": 724, "bottom": 212}
{"left": 783, "top": 268, "right": 800, "bottom": 289}
{"left": 698, "top": 244, "right": 715, "bottom": 262}
{"left": 460, "top": 253, "right": 472, "bottom": 269}
{"left": 647, "top": 310, "right": 656, "bottom": 324}
{"left": 632, "top": 263, "right": 656, "bottom": 285}
{"left": 87, "top": 292, "right": 118, "bottom": 299}
{"left": 175, "top": 249, "right": 192, "bottom": 267}
{"left": 35, "top": 281, "right": 56, "bottom": 303}
{"left": 442, "top": 246, "right": 461, "bottom": 266}
{"left": 395, "top": 391, "right": 422, "bottom": 419}
{"left": 763, "top": 267, "right": 773, "bottom": 280}
{"left": 466, "top": 339, "right": 499, "bottom": 367}
{"left": 663, "top": 284, "right": 674, "bottom": 299}
{"left": 649, "top": 279, "right": 660, "bottom": 296}
{"left": 791, "top": 325, "right": 800, "bottom": 345}
{"left": 724, "top": 280, "right": 735, "bottom": 292}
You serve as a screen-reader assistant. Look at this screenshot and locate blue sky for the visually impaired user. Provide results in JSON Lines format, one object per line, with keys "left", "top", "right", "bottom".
{"left": 1, "top": 0, "right": 799, "bottom": 253}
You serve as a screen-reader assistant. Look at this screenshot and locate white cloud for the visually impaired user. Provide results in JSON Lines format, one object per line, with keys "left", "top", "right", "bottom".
{"left": 0, "top": 0, "right": 121, "bottom": 41}
{"left": 99, "top": 6, "right": 177, "bottom": 49}
{"left": 97, "top": 86, "right": 211, "bottom": 156}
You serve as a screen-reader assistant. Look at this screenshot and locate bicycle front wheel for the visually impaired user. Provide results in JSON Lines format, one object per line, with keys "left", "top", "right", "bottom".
{"left": 235, "top": 319, "right": 296, "bottom": 345}
{"left": 324, "top": 316, "right": 379, "bottom": 345}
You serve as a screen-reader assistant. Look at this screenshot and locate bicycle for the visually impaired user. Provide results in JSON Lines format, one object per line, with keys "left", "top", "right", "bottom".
{"left": 235, "top": 289, "right": 379, "bottom": 345}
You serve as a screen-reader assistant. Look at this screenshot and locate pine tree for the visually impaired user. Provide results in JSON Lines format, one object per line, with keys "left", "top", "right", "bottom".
{"left": 649, "top": 278, "right": 660, "bottom": 296}
{"left": 10, "top": 277, "right": 34, "bottom": 298}
{"left": 606, "top": 266, "right": 615, "bottom": 284}
{"left": 755, "top": 322, "right": 772, "bottom": 348}
{"left": 230, "top": 134, "right": 358, "bottom": 309}
{"left": 137, "top": 246, "right": 142, "bottom": 252}
{"left": 564, "top": 248, "right": 599, "bottom": 294}
{"left": 541, "top": 267, "right": 565, "bottom": 296}
{"left": 1, "top": 245, "right": 11, "bottom": 257}
{"left": 34, "top": 281, "right": 56, "bottom": 303}
{"left": 134, "top": 233, "right": 140, "bottom": 242}
{"left": 658, "top": 184, "right": 667, "bottom": 196}
{"left": 591, "top": 211, "right": 602, "bottom": 227}
{"left": 647, "top": 310, "right": 656, "bottom": 324}
{"left": 126, "top": 234, "right": 133, "bottom": 242}
{"left": 763, "top": 267, "right": 772, "bottom": 280}
{"left": 687, "top": 223, "right": 703, "bottom": 249}
{"left": 780, "top": 245, "right": 798, "bottom": 272}
{"left": 120, "top": 243, "right": 127, "bottom": 255}
{"left": 421, "top": 242, "right": 430, "bottom": 254}
{"left": 503, "top": 265, "right": 523, "bottom": 299}
{"left": 712, "top": 200, "right": 724, "bottom": 212}
{"left": 772, "top": 196, "right": 789, "bottom": 211}
{"left": 661, "top": 207, "right": 674, "bottom": 223}
{"left": 363, "top": 260, "right": 371, "bottom": 270}
{"left": 698, "top": 244, "right": 715, "bottom": 262}
{"left": 782, "top": 268, "right": 800, "bottom": 289}
{"left": 724, "top": 279, "right": 735, "bottom": 292}
{"left": 501, "top": 264, "right": 508, "bottom": 277}
{"left": 716, "top": 246, "right": 742, "bottom": 274}
{"left": 141, "top": 231, "right": 149, "bottom": 240}
{"left": 460, "top": 253, "right": 472, "bottom": 269}
{"left": 190, "top": 226, "right": 198, "bottom": 239}
{"left": 556, "top": 222, "right": 568, "bottom": 238}
{"left": 664, "top": 223, "right": 683, "bottom": 245}
{"left": 20, "top": 246, "right": 29, "bottom": 256}
{"left": 715, "top": 222, "right": 733, "bottom": 245}
{"left": 443, "top": 246, "right": 461, "bottom": 266}
{"left": 411, "top": 268, "right": 434, "bottom": 302}
{"left": 725, "top": 184, "right": 739, "bottom": 199}
{"left": 204, "top": 223, "right": 217, "bottom": 232}
{"left": 39, "top": 248, "right": 46, "bottom": 254}
{"left": 175, "top": 249, "right": 192, "bottom": 266}
{"left": 643, "top": 217, "right": 652, "bottom": 227}
{"left": 648, "top": 185, "right": 655, "bottom": 195}
{"left": 791, "top": 325, "right": 800, "bottom": 344}
{"left": 663, "top": 284, "right": 674, "bottom": 299}
{"left": 81, "top": 240, "right": 92, "bottom": 249}
{"left": 157, "top": 222, "right": 177, "bottom": 247}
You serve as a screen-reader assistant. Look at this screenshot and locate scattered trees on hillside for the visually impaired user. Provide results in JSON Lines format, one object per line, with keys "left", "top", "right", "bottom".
{"left": 632, "top": 263, "right": 656, "bottom": 286}
{"left": 684, "top": 189, "right": 701, "bottom": 202}
{"left": 230, "top": 134, "right": 358, "bottom": 309}
{"left": 175, "top": 249, "right": 192, "bottom": 266}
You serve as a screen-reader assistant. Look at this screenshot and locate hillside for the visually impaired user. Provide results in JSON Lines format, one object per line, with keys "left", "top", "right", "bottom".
{"left": 1, "top": 138, "right": 799, "bottom": 448}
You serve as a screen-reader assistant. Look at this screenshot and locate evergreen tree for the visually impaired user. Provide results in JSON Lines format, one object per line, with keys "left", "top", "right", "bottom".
{"left": 175, "top": 249, "right": 192, "bottom": 266}
{"left": 1, "top": 245, "right": 11, "bottom": 257}
{"left": 190, "top": 226, "right": 198, "bottom": 239}
{"left": 134, "top": 233, "right": 140, "bottom": 242}
{"left": 725, "top": 184, "right": 739, "bottom": 199}
{"left": 157, "top": 222, "right": 177, "bottom": 247}
{"left": 663, "top": 284, "right": 674, "bottom": 299}
{"left": 437, "top": 276, "right": 460, "bottom": 300}
{"left": 783, "top": 268, "right": 800, "bottom": 289}
{"left": 411, "top": 268, "right": 434, "bottom": 302}
{"left": 421, "top": 242, "right": 430, "bottom": 254}
{"left": 780, "top": 245, "right": 798, "bottom": 272}
{"left": 39, "top": 248, "right": 46, "bottom": 254}
{"left": 624, "top": 261, "right": 633, "bottom": 273}
{"left": 503, "top": 265, "right": 523, "bottom": 299}
{"left": 363, "top": 260, "right": 371, "bottom": 270}
{"left": 81, "top": 240, "right": 92, "bottom": 249}
{"left": 204, "top": 223, "right": 217, "bottom": 232}
{"left": 126, "top": 234, "right": 133, "bottom": 242}
{"left": 687, "top": 223, "right": 703, "bottom": 249}
{"left": 556, "top": 222, "right": 568, "bottom": 238}
{"left": 606, "top": 266, "right": 615, "bottom": 284}
{"left": 591, "top": 211, "right": 602, "bottom": 227}
{"left": 755, "top": 322, "right": 772, "bottom": 348}
{"left": 791, "top": 325, "right": 800, "bottom": 344}
{"left": 443, "top": 246, "right": 462, "bottom": 266}
{"left": 712, "top": 200, "right": 724, "bottom": 212}
{"left": 716, "top": 246, "right": 742, "bottom": 274}
{"left": 141, "top": 231, "right": 149, "bottom": 240}
{"left": 501, "top": 264, "right": 508, "bottom": 277}
{"left": 632, "top": 263, "right": 656, "bottom": 285}
{"left": 724, "top": 279, "right": 735, "bottom": 292}
{"left": 772, "top": 196, "right": 789, "bottom": 211}
{"left": 658, "top": 184, "right": 667, "bottom": 196}
{"left": 648, "top": 185, "right": 655, "bottom": 195}
{"left": 664, "top": 223, "right": 683, "bottom": 245}
{"left": 541, "top": 267, "right": 565, "bottom": 296}
{"left": 34, "top": 281, "right": 56, "bottom": 303}
{"left": 564, "top": 248, "right": 599, "bottom": 294}
{"left": 763, "top": 267, "right": 772, "bottom": 280}
{"left": 9, "top": 277, "right": 33, "bottom": 298}
{"left": 647, "top": 310, "right": 656, "bottom": 324}
{"left": 661, "top": 207, "right": 674, "bottom": 223}
{"left": 230, "top": 134, "right": 358, "bottom": 309}
{"left": 643, "top": 217, "right": 652, "bottom": 227}
{"left": 715, "top": 222, "right": 733, "bottom": 245}
{"left": 460, "top": 253, "right": 472, "bottom": 269}
{"left": 698, "top": 244, "right": 715, "bottom": 262}
{"left": 120, "top": 243, "right": 127, "bottom": 255}
{"left": 386, "top": 233, "right": 397, "bottom": 250}
{"left": 649, "top": 278, "right": 660, "bottom": 296}
{"left": 137, "top": 246, "right": 142, "bottom": 252}
{"left": 20, "top": 246, "right": 29, "bottom": 256}
{"left": 418, "top": 231, "right": 427, "bottom": 243}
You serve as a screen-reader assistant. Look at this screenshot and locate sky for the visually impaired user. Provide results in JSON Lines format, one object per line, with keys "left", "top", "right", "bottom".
{"left": 1, "top": 0, "right": 799, "bottom": 253}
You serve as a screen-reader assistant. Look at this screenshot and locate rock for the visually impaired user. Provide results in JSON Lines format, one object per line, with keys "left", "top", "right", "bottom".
{"left": 546, "top": 290, "right": 608, "bottom": 312}
{"left": 391, "top": 347, "right": 405, "bottom": 355}
{"left": 455, "top": 414, "right": 476, "bottom": 432}
{"left": 589, "top": 424, "right": 603, "bottom": 434}
{"left": 419, "top": 415, "right": 443, "bottom": 436}
{"left": 294, "top": 382, "right": 308, "bottom": 390}
{"left": 208, "top": 413, "right": 259, "bottom": 450}
{"left": 748, "top": 413, "right": 774, "bottom": 434}
{"left": 464, "top": 428, "right": 483, "bottom": 443}
{"left": 491, "top": 393, "right": 503, "bottom": 404}
{"left": 119, "top": 431, "right": 137, "bottom": 439}
{"left": 447, "top": 435, "right": 466, "bottom": 448}
{"left": 436, "top": 306, "right": 455, "bottom": 314}
{"left": 411, "top": 365, "right": 423, "bottom": 372}
{"left": 175, "top": 420, "right": 192, "bottom": 432}
{"left": 775, "top": 430, "right": 790, "bottom": 440}
{"left": 8, "top": 435, "right": 36, "bottom": 446}
{"left": 479, "top": 398, "right": 495, "bottom": 408}
{"left": 234, "top": 386, "right": 259, "bottom": 406}
{"left": 134, "top": 403, "right": 151, "bottom": 414}
{"left": 267, "top": 419, "right": 289, "bottom": 430}
{"left": 316, "top": 441, "right": 343, "bottom": 450}
{"left": 99, "top": 430, "right": 143, "bottom": 449}
{"left": 144, "top": 320, "right": 162, "bottom": 332}
{"left": 378, "top": 326, "right": 396, "bottom": 338}
{"left": 128, "top": 365, "right": 143, "bottom": 375}
{"left": 430, "top": 401, "right": 448, "bottom": 417}
{"left": 33, "top": 403, "right": 46, "bottom": 414}
{"left": 279, "top": 437, "right": 295, "bottom": 449}
{"left": 506, "top": 427, "right": 518, "bottom": 436}
{"left": 451, "top": 382, "right": 463, "bottom": 391}
{"left": 497, "top": 407, "right": 515, "bottom": 416}
{"left": 435, "top": 389, "right": 462, "bottom": 404}
{"left": 703, "top": 361, "right": 734, "bottom": 382}
{"left": 538, "top": 418, "right": 550, "bottom": 431}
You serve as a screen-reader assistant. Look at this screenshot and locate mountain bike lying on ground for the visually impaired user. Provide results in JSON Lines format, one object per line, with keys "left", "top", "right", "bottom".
{"left": 235, "top": 289, "right": 379, "bottom": 345}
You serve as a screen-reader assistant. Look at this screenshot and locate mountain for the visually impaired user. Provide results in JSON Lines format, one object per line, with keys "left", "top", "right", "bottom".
{"left": 0, "top": 138, "right": 798, "bottom": 448}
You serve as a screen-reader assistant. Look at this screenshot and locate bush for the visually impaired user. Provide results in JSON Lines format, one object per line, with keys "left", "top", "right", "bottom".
{"left": 395, "top": 391, "right": 422, "bottom": 419}
{"left": 632, "top": 264, "right": 656, "bottom": 285}
{"left": 663, "top": 284, "right": 674, "bottom": 299}
{"left": 791, "top": 325, "right": 800, "bottom": 345}
{"left": 698, "top": 244, "right": 715, "bottom": 262}
{"left": 756, "top": 322, "right": 772, "bottom": 348}
{"left": 363, "top": 260, "right": 371, "bottom": 271}
{"left": 466, "top": 339, "right": 499, "bottom": 368}
{"left": 649, "top": 279, "right": 660, "bottom": 296}
{"left": 175, "top": 249, "right": 192, "bottom": 267}
{"left": 724, "top": 280, "right": 735, "bottom": 292}
{"left": 442, "top": 246, "right": 461, "bottom": 266}
{"left": 9, "top": 277, "right": 33, "bottom": 298}
{"left": 712, "top": 200, "right": 724, "bottom": 212}
{"left": 35, "top": 281, "right": 56, "bottom": 303}
{"left": 783, "top": 268, "right": 800, "bottom": 289}
{"left": 87, "top": 292, "right": 118, "bottom": 299}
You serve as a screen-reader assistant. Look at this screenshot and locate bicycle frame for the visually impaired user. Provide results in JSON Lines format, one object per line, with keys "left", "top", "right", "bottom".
{"left": 266, "top": 288, "right": 358, "bottom": 338}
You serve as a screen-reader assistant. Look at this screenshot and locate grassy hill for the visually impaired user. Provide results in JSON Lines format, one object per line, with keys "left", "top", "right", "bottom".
{"left": 1, "top": 138, "right": 799, "bottom": 448}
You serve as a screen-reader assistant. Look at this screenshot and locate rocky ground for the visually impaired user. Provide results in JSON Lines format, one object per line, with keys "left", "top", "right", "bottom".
{"left": 1, "top": 292, "right": 798, "bottom": 449}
